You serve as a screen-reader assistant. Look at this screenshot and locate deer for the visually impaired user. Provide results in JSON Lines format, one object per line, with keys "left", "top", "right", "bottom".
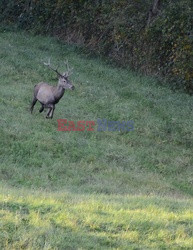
{"left": 30, "top": 59, "right": 75, "bottom": 119}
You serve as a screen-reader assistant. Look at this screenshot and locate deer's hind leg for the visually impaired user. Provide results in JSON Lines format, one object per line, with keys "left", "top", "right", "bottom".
{"left": 30, "top": 97, "right": 37, "bottom": 113}
{"left": 39, "top": 104, "right": 44, "bottom": 113}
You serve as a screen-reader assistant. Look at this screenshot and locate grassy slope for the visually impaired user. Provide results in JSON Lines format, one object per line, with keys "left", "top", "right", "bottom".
{"left": 0, "top": 31, "right": 193, "bottom": 249}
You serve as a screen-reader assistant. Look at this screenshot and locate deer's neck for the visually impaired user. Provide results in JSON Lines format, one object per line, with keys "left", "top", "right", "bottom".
{"left": 54, "top": 84, "right": 65, "bottom": 103}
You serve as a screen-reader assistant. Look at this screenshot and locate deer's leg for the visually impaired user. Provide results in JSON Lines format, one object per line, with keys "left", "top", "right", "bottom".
{"left": 30, "top": 97, "right": 37, "bottom": 113}
{"left": 49, "top": 104, "right": 55, "bottom": 119}
{"left": 46, "top": 104, "right": 54, "bottom": 118}
{"left": 46, "top": 108, "right": 52, "bottom": 118}
{"left": 39, "top": 104, "right": 44, "bottom": 113}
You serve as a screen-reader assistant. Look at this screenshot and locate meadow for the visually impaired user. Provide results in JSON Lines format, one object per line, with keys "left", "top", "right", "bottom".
{"left": 0, "top": 30, "right": 193, "bottom": 249}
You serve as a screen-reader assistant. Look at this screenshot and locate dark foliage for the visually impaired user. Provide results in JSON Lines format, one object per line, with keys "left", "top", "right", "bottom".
{"left": 0, "top": 0, "right": 192, "bottom": 91}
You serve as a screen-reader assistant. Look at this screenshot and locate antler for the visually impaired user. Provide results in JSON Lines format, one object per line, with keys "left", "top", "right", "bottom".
{"left": 63, "top": 60, "right": 73, "bottom": 77}
{"left": 43, "top": 58, "right": 63, "bottom": 77}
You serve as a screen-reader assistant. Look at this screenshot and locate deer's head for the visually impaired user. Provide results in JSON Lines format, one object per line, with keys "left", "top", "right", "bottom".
{"left": 58, "top": 74, "right": 75, "bottom": 90}
{"left": 44, "top": 59, "right": 75, "bottom": 90}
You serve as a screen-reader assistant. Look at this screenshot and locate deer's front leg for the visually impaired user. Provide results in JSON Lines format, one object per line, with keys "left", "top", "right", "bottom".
{"left": 46, "top": 104, "right": 55, "bottom": 119}
{"left": 46, "top": 108, "right": 52, "bottom": 118}
{"left": 49, "top": 104, "right": 55, "bottom": 119}
{"left": 46, "top": 104, "right": 52, "bottom": 118}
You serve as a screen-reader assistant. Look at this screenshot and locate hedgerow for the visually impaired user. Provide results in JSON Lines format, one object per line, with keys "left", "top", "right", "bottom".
{"left": 0, "top": 0, "right": 192, "bottom": 91}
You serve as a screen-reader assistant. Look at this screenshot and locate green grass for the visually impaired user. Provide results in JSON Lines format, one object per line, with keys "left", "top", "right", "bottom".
{"left": 0, "top": 30, "right": 193, "bottom": 249}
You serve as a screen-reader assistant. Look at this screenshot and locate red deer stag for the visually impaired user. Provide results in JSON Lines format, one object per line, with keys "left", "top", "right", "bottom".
{"left": 30, "top": 59, "right": 75, "bottom": 119}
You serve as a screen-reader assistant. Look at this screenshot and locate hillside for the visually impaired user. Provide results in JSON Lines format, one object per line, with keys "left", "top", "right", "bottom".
{"left": 0, "top": 31, "right": 193, "bottom": 249}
